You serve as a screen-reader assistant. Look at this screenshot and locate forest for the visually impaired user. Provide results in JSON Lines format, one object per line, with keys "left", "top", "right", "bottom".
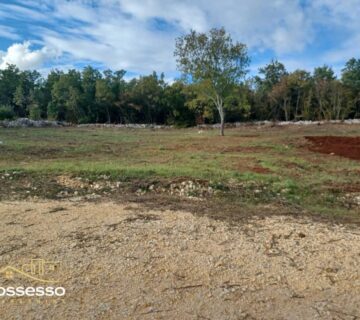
{"left": 0, "top": 58, "right": 359, "bottom": 126}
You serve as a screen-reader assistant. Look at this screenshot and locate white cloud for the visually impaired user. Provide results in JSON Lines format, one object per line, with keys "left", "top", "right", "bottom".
{"left": 323, "top": 34, "right": 360, "bottom": 64}
{"left": 0, "top": 41, "right": 58, "bottom": 70}
{"left": 0, "top": 26, "right": 20, "bottom": 40}
{"left": 0, "top": 0, "right": 359, "bottom": 73}
{"left": 306, "top": 0, "right": 360, "bottom": 64}
{"left": 308, "top": 0, "right": 360, "bottom": 26}
{"left": 196, "top": 0, "right": 312, "bottom": 53}
{"left": 30, "top": 0, "right": 314, "bottom": 73}
{"left": 118, "top": 0, "right": 208, "bottom": 31}
{"left": 0, "top": 3, "right": 47, "bottom": 21}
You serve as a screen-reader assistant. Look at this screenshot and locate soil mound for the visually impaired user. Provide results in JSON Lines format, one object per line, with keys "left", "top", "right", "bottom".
{"left": 305, "top": 136, "right": 360, "bottom": 160}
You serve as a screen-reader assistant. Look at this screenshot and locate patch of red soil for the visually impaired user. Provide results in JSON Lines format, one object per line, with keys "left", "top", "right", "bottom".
{"left": 328, "top": 183, "right": 360, "bottom": 193}
{"left": 165, "top": 142, "right": 270, "bottom": 154}
{"left": 305, "top": 136, "right": 360, "bottom": 161}
{"left": 221, "top": 146, "right": 271, "bottom": 153}
{"left": 238, "top": 135, "right": 260, "bottom": 138}
{"left": 231, "top": 162, "right": 272, "bottom": 174}
{"left": 252, "top": 166, "right": 272, "bottom": 174}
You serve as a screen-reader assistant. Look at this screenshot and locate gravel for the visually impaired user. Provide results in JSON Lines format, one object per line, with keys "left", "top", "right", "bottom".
{"left": 0, "top": 200, "right": 359, "bottom": 319}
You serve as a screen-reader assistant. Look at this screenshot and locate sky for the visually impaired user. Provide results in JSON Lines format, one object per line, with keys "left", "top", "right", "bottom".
{"left": 0, "top": 0, "right": 359, "bottom": 79}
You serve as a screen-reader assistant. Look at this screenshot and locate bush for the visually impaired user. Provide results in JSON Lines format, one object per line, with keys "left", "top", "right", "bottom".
{"left": 0, "top": 105, "right": 15, "bottom": 120}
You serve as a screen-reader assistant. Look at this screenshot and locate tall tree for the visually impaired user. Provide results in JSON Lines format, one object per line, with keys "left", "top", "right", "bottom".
{"left": 50, "top": 70, "right": 84, "bottom": 122}
{"left": 256, "top": 60, "right": 288, "bottom": 89}
{"left": 82, "top": 66, "right": 102, "bottom": 122}
{"left": 286, "top": 70, "right": 311, "bottom": 120}
{"left": 163, "top": 81, "right": 196, "bottom": 127}
{"left": 313, "top": 65, "right": 336, "bottom": 120}
{"left": 95, "top": 78, "right": 115, "bottom": 123}
{"left": 0, "top": 65, "right": 20, "bottom": 115}
{"left": 175, "top": 27, "right": 250, "bottom": 135}
{"left": 13, "top": 70, "right": 41, "bottom": 117}
{"left": 342, "top": 58, "right": 360, "bottom": 118}
{"left": 254, "top": 60, "right": 288, "bottom": 120}
{"left": 129, "top": 72, "right": 166, "bottom": 124}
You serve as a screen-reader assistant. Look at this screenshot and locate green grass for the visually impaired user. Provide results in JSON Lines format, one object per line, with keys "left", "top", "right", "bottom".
{"left": 0, "top": 125, "right": 359, "bottom": 218}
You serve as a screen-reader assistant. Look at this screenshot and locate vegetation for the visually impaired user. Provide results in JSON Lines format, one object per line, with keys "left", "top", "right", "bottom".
{"left": 175, "top": 28, "right": 250, "bottom": 135}
{"left": 0, "top": 125, "right": 359, "bottom": 221}
{"left": 0, "top": 29, "right": 359, "bottom": 127}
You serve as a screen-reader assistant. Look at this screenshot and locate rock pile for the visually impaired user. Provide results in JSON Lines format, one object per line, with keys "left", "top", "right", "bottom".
{"left": 77, "top": 123, "right": 172, "bottom": 129}
{"left": 55, "top": 175, "right": 215, "bottom": 199}
{"left": 135, "top": 180, "right": 215, "bottom": 198}
{"left": 0, "top": 118, "right": 69, "bottom": 128}
{"left": 197, "top": 119, "right": 360, "bottom": 129}
{"left": 343, "top": 193, "right": 360, "bottom": 208}
{"left": 1, "top": 118, "right": 358, "bottom": 129}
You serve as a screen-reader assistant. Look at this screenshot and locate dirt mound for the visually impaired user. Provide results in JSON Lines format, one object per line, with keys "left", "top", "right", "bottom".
{"left": 305, "top": 136, "right": 360, "bottom": 160}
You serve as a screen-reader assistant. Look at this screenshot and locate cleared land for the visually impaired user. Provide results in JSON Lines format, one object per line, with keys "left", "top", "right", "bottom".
{"left": 0, "top": 123, "right": 359, "bottom": 319}
{"left": 0, "top": 200, "right": 359, "bottom": 320}
{"left": 0, "top": 123, "right": 359, "bottom": 220}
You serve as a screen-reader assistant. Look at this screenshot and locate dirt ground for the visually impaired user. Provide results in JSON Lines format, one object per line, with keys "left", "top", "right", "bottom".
{"left": 305, "top": 136, "right": 360, "bottom": 160}
{"left": 0, "top": 200, "right": 359, "bottom": 320}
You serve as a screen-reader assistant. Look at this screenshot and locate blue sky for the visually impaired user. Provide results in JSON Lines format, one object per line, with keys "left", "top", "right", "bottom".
{"left": 0, "top": 0, "right": 359, "bottom": 79}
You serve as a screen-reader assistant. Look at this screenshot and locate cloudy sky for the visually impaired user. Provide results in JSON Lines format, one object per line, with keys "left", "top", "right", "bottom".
{"left": 0, "top": 0, "right": 359, "bottom": 77}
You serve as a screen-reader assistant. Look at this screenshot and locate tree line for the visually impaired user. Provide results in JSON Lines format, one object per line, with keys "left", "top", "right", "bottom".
{"left": 0, "top": 33, "right": 359, "bottom": 127}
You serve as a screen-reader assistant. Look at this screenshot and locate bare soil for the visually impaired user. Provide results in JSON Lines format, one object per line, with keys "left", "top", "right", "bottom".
{"left": 305, "top": 136, "right": 360, "bottom": 160}
{"left": 0, "top": 200, "right": 359, "bottom": 319}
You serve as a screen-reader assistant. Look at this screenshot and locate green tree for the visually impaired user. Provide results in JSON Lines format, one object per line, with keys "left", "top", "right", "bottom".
{"left": 268, "top": 70, "right": 312, "bottom": 121}
{"left": 286, "top": 70, "right": 311, "bottom": 120}
{"left": 175, "top": 27, "right": 250, "bottom": 135}
{"left": 107, "top": 69, "right": 127, "bottom": 123}
{"left": 313, "top": 65, "right": 336, "bottom": 120}
{"left": 13, "top": 70, "right": 41, "bottom": 117}
{"left": 342, "top": 58, "right": 360, "bottom": 118}
{"left": 82, "top": 66, "right": 102, "bottom": 122}
{"left": 223, "top": 84, "right": 251, "bottom": 122}
{"left": 164, "top": 81, "right": 196, "bottom": 127}
{"left": 0, "top": 65, "right": 20, "bottom": 108}
{"left": 95, "top": 78, "right": 115, "bottom": 123}
{"left": 254, "top": 60, "right": 288, "bottom": 120}
{"left": 28, "top": 90, "right": 42, "bottom": 120}
{"left": 256, "top": 60, "right": 288, "bottom": 89}
{"left": 314, "top": 65, "right": 336, "bottom": 81}
{"left": 0, "top": 105, "right": 15, "bottom": 120}
{"left": 50, "top": 70, "right": 84, "bottom": 122}
{"left": 129, "top": 72, "right": 166, "bottom": 123}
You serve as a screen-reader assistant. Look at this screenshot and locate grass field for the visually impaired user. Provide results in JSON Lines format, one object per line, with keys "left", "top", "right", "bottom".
{"left": 0, "top": 123, "right": 359, "bottom": 222}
